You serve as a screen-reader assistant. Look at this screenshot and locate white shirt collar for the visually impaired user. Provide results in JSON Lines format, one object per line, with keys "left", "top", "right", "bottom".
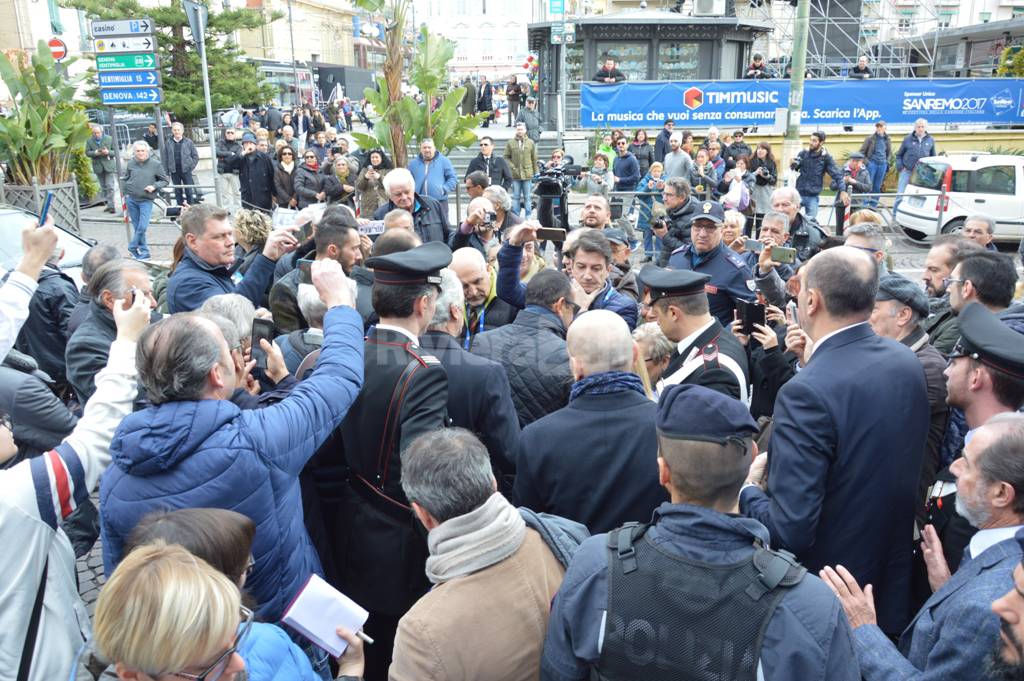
{"left": 807, "top": 321, "right": 869, "bottom": 360}
{"left": 374, "top": 323, "right": 419, "bottom": 346}
{"left": 676, "top": 319, "right": 716, "bottom": 358}
{"left": 969, "top": 525, "right": 1024, "bottom": 561}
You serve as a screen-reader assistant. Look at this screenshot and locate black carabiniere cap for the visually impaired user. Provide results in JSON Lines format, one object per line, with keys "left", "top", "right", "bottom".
{"left": 657, "top": 384, "right": 759, "bottom": 443}
{"left": 365, "top": 241, "right": 453, "bottom": 286}
{"left": 637, "top": 264, "right": 710, "bottom": 303}
{"left": 950, "top": 302, "right": 1024, "bottom": 379}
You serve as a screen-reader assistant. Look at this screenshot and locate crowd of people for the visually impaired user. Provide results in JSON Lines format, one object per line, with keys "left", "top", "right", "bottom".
{"left": 11, "top": 95, "right": 1024, "bottom": 681}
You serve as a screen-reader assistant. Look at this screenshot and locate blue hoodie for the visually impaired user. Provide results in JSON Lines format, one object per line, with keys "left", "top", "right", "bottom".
{"left": 100, "top": 306, "right": 364, "bottom": 620}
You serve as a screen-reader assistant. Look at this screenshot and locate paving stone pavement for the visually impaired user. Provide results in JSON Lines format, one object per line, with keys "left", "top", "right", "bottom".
{"left": 76, "top": 492, "right": 106, "bottom": 614}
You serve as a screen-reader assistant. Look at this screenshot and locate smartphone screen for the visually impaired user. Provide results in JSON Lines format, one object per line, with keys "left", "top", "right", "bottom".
{"left": 743, "top": 239, "right": 763, "bottom": 253}
{"left": 297, "top": 258, "right": 315, "bottom": 285}
{"left": 787, "top": 300, "right": 800, "bottom": 327}
{"left": 250, "top": 318, "right": 276, "bottom": 370}
{"left": 536, "top": 227, "right": 567, "bottom": 242}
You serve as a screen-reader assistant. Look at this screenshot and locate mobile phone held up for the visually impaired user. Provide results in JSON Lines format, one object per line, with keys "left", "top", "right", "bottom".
{"left": 736, "top": 299, "right": 767, "bottom": 336}
{"left": 769, "top": 245, "right": 798, "bottom": 265}
{"left": 743, "top": 239, "right": 764, "bottom": 253}
{"left": 38, "top": 191, "right": 55, "bottom": 227}
{"left": 250, "top": 318, "right": 276, "bottom": 370}
{"left": 297, "top": 258, "right": 315, "bottom": 285}
{"left": 536, "top": 227, "right": 567, "bottom": 242}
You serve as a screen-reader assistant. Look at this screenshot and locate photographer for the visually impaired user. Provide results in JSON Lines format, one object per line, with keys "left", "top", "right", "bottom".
{"left": 451, "top": 196, "right": 501, "bottom": 258}
{"left": 833, "top": 151, "right": 871, "bottom": 236}
{"left": 651, "top": 177, "right": 699, "bottom": 266}
{"left": 573, "top": 153, "right": 611, "bottom": 199}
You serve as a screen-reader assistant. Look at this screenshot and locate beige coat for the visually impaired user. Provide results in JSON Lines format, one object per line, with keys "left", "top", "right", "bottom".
{"left": 389, "top": 529, "right": 565, "bottom": 681}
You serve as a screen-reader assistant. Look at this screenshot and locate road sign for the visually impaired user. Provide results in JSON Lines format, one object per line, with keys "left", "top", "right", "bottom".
{"left": 97, "top": 70, "right": 160, "bottom": 87}
{"left": 48, "top": 38, "right": 67, "bottom": 62}
{"left": 91, "top": 18, "right": 154, "bottom": 37}
{"left": 93, "top": 36, "right": 156, "bottom": 54}
{"left": 100, "top": 87, "right": 162, "bottom": 105}
{"left": 549, "top": 0, "right": 564, "bottom": 15}
{"left": 96, "top": 53, "right": 158, "bottom": 71}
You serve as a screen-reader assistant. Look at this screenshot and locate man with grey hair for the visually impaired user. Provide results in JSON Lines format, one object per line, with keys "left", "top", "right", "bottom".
{"left": 895, "top": 118, "right": 936, "bottom": 212}
{"left": 85, "top": 123, "right": 117, "bottom": 213}
{"left": 275, "top": 283, "right": 327, "bottom": 376}
{"left": 964, "top": 214, "right": 999, "bottom": 251}
{"left": 770, "top": 185, "right": 827, "bottom": 263}
{"left": 199, "top": 293, "right": 256, "bottom": 350}
{"left": 844, "top": 222, "right": 889, "bottom": 275}
{"left": 66, "top": 259, "right": 156, "bottom": 402}
{"left": 390, "top": 427, "right": 573, "bottom": 681}
{"left": 383, "top": 208, "right": 414, "bottom": 232}
{"left": 515, "top": 310, "right": 667, "bottom": 533}
{"left": 418, "top": 268, "right": 520, "bottom": 482}
{"left": 483, "top": 184, "right": 523, "bottom": 239}
{"left": 451, "top": 196, "right": 501, "bottom": 257}
{"left": 162, "top": 121, "right": 200, "bottom": 206}
{"left": 68, "top": 243, "right": 121, "bottom": 336}
{"left": 653, "top": 175, "right": 698, "bottom": 265}
{"left": 123, "top": 140, "right": 169, "bottom": 260}
{"left": 450, "top": 246, "right": 518, "bottom": 343}
{"left": 373, "top": 166, "right": 451, "bottom": 244}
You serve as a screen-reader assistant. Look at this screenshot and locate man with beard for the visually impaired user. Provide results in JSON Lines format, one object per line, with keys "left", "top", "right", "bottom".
{"left": 990, "top": 527, "right": 1024, "bottom": 681}
{"left": 652, "top": 177, "right": 698, "bottom": 266}
{"left": 823, "top": 411, "right": 1024, "bottom": 681}
{"left": 922, "top": 235, "right": 985, "bottom": 355}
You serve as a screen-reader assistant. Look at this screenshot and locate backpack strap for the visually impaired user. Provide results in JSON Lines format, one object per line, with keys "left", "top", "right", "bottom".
{"left": 16, "top": 557, "right": 48, "bottom": 681}
{"left": 606, "top": 522, "right": 649, "bottom": 575}
{"left": 746, "top": 546, "right": 806, "bottom": 601}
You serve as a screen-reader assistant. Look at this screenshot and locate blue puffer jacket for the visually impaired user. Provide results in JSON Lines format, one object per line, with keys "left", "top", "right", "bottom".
{"left": 99, "top": 306, "right": 364, "bottom": 620}
{"left": 167, "top": 246, "right": 277, "bottom": 313}
{"left": 239, "top": 622, "right": 319, "bottom": 681}
{"left": 408, "top": 152, "right": 458, "bottom": 203}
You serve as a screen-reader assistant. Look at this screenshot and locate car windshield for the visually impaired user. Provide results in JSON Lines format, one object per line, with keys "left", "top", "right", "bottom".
{"left": 0, "top": 208, "right": 91, "bottom": 272}
{"left": 909, "top": 161, "right": 948, "bottom": 190}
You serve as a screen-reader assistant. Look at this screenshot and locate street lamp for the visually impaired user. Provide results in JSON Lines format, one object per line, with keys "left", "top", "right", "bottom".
{"left": 287, "top": 0, "right": 299, "bottom": 106}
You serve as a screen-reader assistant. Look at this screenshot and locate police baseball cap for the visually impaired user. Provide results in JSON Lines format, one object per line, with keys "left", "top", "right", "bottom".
{"left": 603, "top": 228, "right": 629, "bottom": 246}
{"left": 637, "top": 265, "right": 710, "bottom": 303}
{"left": 950, "top": 302, "right": 1024, "bottom": 379}
{"left": 365, "top": 241, "right": 452, "bottom": 286}
{"left": 876, "top": 274, "right": 929, "bottom": 319}
{"left": 692, "top": 201, "right": 725, "bottom": 226}
{"left": 657, "top": 384, "right": 759, "bottom": 443}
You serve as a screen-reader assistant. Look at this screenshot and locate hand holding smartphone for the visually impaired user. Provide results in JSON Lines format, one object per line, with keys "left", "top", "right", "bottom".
{"left": 250, "top": 318, "right": 276, "bottom": 370}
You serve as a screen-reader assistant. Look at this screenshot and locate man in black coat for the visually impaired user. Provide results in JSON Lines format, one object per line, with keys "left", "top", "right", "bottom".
{"left": 418, "top": 268, "right": 520, "bottom": 483}
{"left": 653, "top": 177, "right": 699, "bottom": 266}
{"left": 324, "top": 242, "right": 451, "bottom": 680}
{"left": 450, "top": 247, "right": 517, "bottom": 347}
{"left": 68, "top": 244, "right": 120, "bottom": 337}
{"left": 464, "top": 136, "right": 513, "bottom": 190}
{"left": 223, "top": 131, "right": 275, "bottom": 213}
{"left": 594, "top": 57, "right": 626, "bottom": 83}
{"left": 13, "top": 249, "right": 79, "bottom": 391}
{"left": 372, "top": 168, "right": 452, "bottom": 244}
{"left": 741, "top": 247, "right": 929, "bottom": 636}
{"left": 0, "top": 350, "right": 76, "bottom": 462}
{"left": 637, "top": 266, "right": 749, "bottom": 401}
{"left": 477, "top": 75, "right": 494, "bottom": 128}
{"left": 471, "top": 269, "right": 576, "bottom": 427}
{"left": 515, "top": 309, "right": 667, "bottom": 532}
{"left": 653, "top": 119, "right": 674, "bottom": 163}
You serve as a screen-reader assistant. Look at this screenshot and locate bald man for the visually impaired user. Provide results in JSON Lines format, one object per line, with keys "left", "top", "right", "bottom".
{"left": 450, "top": 246, "right": 518, "bottom": 347}
{"left": 740, "top": 246, "right": 930, "bottom": 636}
{"left": 450, "top": 196, "right": 500, "bottom": 258}
{"left": 514, "top": 310, "right": 667, "bottom": 532}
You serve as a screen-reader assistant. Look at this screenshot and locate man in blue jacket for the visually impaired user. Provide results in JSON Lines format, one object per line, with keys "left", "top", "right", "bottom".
{"left": 741, "top": 246, "right": 929, "bottom": 636}
{"left": 496, "top": 223, "right": 638, "bottom": 330}
{"left": 790, "top": 131, "right": 847, "bottom": 221}
{"left": 541, "top": 383, "right": 860, "bottom": 681}
{"left": 99, "top": 259, "right": 362, "bottom": 673}
{"left": 611, "top": 138, "right": 640, "bottom": 220}
{"left": 167, "top": 203, "right": 297, "bottom": 313}
{"left": 408, "top": 138, "right": 457, "bottom": 207}
{"left": 894, "top": 118, "right": 937, "bottom": 213}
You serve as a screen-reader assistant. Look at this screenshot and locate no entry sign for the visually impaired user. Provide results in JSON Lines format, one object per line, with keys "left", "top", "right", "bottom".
{"left": 48, "top": 38, "right": 68, "bottom": 62}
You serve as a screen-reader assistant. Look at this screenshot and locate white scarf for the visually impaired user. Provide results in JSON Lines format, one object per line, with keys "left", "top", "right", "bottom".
{"left": 424, "top": 493, "right": 526, "bottom": 584}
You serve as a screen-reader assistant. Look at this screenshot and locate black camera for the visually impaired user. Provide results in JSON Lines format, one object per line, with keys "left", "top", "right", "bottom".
{"left": 482, "top": 210, "right": 497, "bottom": 226}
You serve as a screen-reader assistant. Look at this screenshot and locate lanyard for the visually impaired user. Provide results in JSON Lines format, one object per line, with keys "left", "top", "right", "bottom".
{"left": 463, "top": 305, "right": 486, "bottom": 350}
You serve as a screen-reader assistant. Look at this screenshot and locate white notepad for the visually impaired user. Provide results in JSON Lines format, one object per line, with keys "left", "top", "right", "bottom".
{"left": 281, "top": 574, "right": 370, "bottom": 657}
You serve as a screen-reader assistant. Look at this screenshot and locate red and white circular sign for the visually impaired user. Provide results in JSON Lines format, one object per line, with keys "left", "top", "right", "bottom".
{"left": 48, "top": 38, "right": 67, "bottom": 62}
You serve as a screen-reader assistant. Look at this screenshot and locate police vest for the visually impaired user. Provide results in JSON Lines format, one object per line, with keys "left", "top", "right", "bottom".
{"left": 595, "top": 523, "right": 805, "bottom": 681}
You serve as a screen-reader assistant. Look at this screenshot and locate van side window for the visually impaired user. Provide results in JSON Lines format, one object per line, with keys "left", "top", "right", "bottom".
{"left": 973, "top": 166, "right": 1016, "bottom": 195}
{"left": 950, "top": 170, "right": 970, "bottom": 192}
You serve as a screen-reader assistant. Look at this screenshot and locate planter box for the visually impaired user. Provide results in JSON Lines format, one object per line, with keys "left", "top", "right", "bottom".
{"left": 0, "top": 178, "right": 81, "bottom": 234}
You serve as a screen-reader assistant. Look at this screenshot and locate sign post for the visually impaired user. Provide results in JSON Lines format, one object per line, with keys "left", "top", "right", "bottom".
{"left": 48, "top": 38, "right": 68, "bottom": 62}
{"left": 183, "top": 0, "right": 222, "bottom": 208}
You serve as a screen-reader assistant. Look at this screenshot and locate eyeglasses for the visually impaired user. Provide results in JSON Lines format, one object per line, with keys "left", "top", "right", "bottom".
{"left": 942, "top": 277, "right": 964, "bottom": 289}
{"left": 304, "top": 155, "right": 316, "bottom": 160}
{"left": 692, "top": 223, "right": 722, "bottom": 233}
{"left": 171, "top": 607, "right": 253, "bottom": 681}
{"left": 281, "top": 151, "right": 293, "bottom": 156}
{"left": 848, "top": 245, "right": 880, "bottom": 255}
{"left": 245, "top": 555, "right": 256, "bottom": 578}
{"left": 565, "top": 300, "right": 581, "bottom": 317}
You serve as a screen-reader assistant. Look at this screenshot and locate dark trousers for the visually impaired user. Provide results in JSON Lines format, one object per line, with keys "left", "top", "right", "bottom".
{"left": 481, "top": 110, "right": 492, "bottom": 128}
{"left": 508, "top": 100, "right": 520, "bottom": 125}
{"left": 171, "top": 170, "right": 198, "bottom": 205}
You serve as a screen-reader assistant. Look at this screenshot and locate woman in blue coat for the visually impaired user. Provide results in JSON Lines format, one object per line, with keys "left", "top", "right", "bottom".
{"left": 634, "top": 161, "right": 665, "bottom": 261}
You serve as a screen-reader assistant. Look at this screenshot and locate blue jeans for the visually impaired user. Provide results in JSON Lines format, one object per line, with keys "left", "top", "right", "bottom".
{"left": 894, "top": 168, "right": 913, "bottom": 213}
{"left": 511, "top": 179, "right": 532, "bottom": 216}
{"left": 126, "top": 196, "right": 153, "bottom": 258}
{"left": 865, "top": 160, "right": 887, "bottom": 208}
{"left": 799, "top": 194, "right": 819, "bottom": 221}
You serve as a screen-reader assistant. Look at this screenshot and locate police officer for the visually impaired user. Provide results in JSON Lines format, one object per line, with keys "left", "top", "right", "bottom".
{"left": 328, "top": 241, "right": 452, "bottom": 680}
{"left": 540, "top": 384, "right": 859, "bottom": 681}
{"left": 667, "top": 200, "right": 756, "bottom": 326}
{"left": 913, "top": 302, "right": 1024, "bottom": 610}
{"left": 637, "top": 265, "right": 749, "bottom": 402}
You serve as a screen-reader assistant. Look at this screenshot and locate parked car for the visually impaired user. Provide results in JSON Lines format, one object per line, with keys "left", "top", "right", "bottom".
{"left": 895, "top": 153, "right": 1024, "bottom": 242}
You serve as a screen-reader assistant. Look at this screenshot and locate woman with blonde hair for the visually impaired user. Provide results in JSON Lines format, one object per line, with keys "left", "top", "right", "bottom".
{"left": 232, "top": 209, "right": 272, "bottom": 277}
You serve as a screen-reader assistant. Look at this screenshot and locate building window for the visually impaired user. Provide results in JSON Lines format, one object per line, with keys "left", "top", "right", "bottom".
{"left": 897, "top": 14, "right": 914, "bottom": 32}
{"left": 1013, "top": 6, "right": 1024, "bottom": 18}
{"left": 980, "top": 11, "right": 991, "bottom": 22}
{"left": 938, "top": 11, "right": 954, "bottom": 28}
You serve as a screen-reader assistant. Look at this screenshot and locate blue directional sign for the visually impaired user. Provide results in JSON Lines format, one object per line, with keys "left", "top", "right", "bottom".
{"left": 100, "top": 87, "right": 162, "bottom": 105}
{"left": 97, "top": 70, "right": 160, "bottom": 88}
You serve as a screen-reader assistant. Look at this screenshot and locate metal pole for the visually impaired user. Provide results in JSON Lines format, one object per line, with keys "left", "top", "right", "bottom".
{"left": 557, "top": 42, "right": 566, "bottom": 137}
{"left": 287, "top": 0, "right": 299, "bottom": 107}
{"left": 107, "top": 105, "right": 129, "bottom": 240}
{"left": 195, "top": 18, "right": 223, "bottom": 206}
{"left": 154, "top": 105, "right": 167, "bottom": 154}
{"left": 782, "top": 0, "right": 811, "bottom": 183}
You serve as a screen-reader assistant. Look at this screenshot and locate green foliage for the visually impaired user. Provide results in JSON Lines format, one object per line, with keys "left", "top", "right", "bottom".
{"left": 61, "top": 0, "right": 279, "bottom": 122}
{"left": 997, "top": 46, "right": 1024, "bottom": 77}
{"left": 0, "top": 41, "right": 92, "bottom": 185}
{"left": 354, "top": 28, "right": 483, "bottom": 158}
{"left": 70, "top": 144, "right": 100, "bottom": 200}
{"left": 985, "top": 145, "right": 1024, "bottom": 156}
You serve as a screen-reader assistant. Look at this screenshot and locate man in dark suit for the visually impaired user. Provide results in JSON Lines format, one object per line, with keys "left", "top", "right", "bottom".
{"left": 418, "top": 267, "right": 520, "bottom": 485}
{"left": 741, "top": 246, "right": 929, "bottom": 636}
{"left": 636, "top": 265, "right": 748, "bottom": 401}
{"left": 325, "top": 241, "right": 451, "bottom": 680}
{"left": 514, "top": 309, "right": 667, "bottom": 533}
{"left": 450, "top": 247, "right": 518, "bottom": 347}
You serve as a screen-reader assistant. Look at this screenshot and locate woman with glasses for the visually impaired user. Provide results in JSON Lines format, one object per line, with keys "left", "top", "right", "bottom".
{"left": 323, "top": 156, "right": 356, "bottom": 209}
{"left": 274, "top": 147, "right": 298, "bottom": 210}
{"left": 355, "top": 149, "right": 392, "bottom": 217}
{"left": 293, "top": 151, "right": 326, "bottom": 210}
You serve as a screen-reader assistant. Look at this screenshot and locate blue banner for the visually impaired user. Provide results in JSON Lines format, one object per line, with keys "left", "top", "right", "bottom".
{"left": 579, "top": 79, "right": 1024, "bottom": 128}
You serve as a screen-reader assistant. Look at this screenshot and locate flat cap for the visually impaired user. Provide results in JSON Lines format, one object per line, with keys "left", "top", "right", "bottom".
{"left": 951, "top": 302, "right": 1024, "bottom": 380}
{"left": 848, "top": 151, "right": 866, "bottom": 160}
{"left": 657, "top": 384, "right": 759, "bottom": 443}
{"left": 365, "top": 241, "right": 452, "bottom": 286}
{"left": 637, "top": 265, "right": 710, "bottom": 303}
{"left": 241, "top": 131, "right": 257, "bottom": 144}
{"left": 692, "top": 200, "right": 726, "bottom": 226}
{"left": 877, "top": 274, "right": 929, "bottom": 319}
{"left": 603, "top": 228, "right": 629, "bottom": 246}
